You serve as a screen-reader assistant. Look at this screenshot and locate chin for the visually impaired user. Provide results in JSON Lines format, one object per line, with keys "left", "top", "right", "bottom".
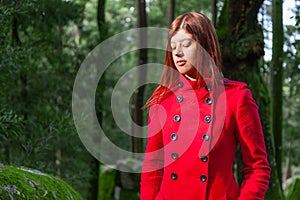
{"left": 178, "top": 71, "right": 187, "bottom": 75}
{"left": 176, "top": 68, "right": 186, "bottom": 73}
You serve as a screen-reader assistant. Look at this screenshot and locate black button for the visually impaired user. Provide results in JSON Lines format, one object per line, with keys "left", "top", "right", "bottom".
{"left": 205, "top": 84, "right": 212, "bottom": 91}
{"left": 178, "top": 82, "right": 184, "bottom": 88}
{"left": 204, "top": 115, "right": 211, "bottom": 123}
{"left": 200, "top": 175, "right": 207, "bottom": 182}
{"left": 205, "top": 98, "right": 212, "bottom": 105}
{"left": 174, "top": 115, "right": 181, "bottom": 122}
{"left": 171, "top": 133, "right": 178, "bottom": 141}
{"left": 176, "top": 95, "right": 183, "bottom": 103}
{"left": 224, "top": 79, "right": 229, "bottom": 83}
{"left": 171, "top": 153, "right": 179, "bottom": 160}
{"left": 202, "top": 134, "right": 210, "bottom": 141}
{"left": 171, "top": 173, "right": 178, "bottom": 180}
{"left": 200, "top": 156, "right": 208, "bottom": 162}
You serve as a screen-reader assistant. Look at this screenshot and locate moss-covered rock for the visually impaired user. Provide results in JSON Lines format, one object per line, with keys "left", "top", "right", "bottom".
{"left": 0, "top": 165, "right": 82, "bottom": 199}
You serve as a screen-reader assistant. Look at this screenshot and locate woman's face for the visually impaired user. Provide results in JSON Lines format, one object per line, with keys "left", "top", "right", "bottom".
{"left": 170, "top": 29, "right": 198, "bottom": 80}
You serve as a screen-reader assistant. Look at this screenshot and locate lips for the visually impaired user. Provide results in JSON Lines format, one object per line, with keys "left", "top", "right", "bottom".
{"left": 177, "top": 59, "right": 187, "bottom": 66}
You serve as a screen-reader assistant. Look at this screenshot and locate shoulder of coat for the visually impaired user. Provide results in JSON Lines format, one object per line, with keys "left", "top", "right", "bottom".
{"left": 223, "top": 78, "right": 248, "bottom": 89}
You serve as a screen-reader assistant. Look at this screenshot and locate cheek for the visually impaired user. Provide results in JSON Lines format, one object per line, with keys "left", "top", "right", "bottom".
{"left": 184, "top": 50, "right": 196, "bottom": 63}
{"left": 172, "top": 53, "right": 177, "bottom": 61}
{"left": 188, "top": 49, "right": 198, "bottom": 64}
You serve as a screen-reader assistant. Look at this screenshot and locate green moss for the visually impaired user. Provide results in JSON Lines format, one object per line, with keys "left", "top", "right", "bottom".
{"left": 0, "top": 165, "right": 82, "bottom": 199}
{"left": 98, "top": 165, "right": 116, "bottom": 200}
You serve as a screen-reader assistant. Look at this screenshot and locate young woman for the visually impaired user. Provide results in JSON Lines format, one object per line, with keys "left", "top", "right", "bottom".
{"left": 140, "top": 12, "right": 270, "bottom": 200}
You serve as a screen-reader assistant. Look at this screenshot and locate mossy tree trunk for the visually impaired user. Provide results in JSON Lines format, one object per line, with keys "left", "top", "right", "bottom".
{"left": 270, "top": 0, "right": 284, "bottom": 189}
{"left": 216, "top": 0, "right": 284, "bottom": 199}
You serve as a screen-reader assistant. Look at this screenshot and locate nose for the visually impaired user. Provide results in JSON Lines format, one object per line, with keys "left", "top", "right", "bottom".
{"left": 174, "top": 45, "right": 183, "bottom": 57}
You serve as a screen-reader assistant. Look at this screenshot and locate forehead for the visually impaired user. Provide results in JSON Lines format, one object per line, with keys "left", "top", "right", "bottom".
{"left": 171, "top": 29, "right": 194, "bottom": 42}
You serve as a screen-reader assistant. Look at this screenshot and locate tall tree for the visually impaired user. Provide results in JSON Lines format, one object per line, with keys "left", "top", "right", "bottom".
{"left": 98, "top": 0, "right": 108, "bottom": 42}
{"left": 88, "top": 0, "right": 108, "bottom": 199}
{"left": 211, "top": 0, "right": 217, "bottom": 26}
{"left": 132, "top": 0, "right": 148, "bottom": 154}
{"left": 168, "top": 0, "right": 175, "bottom": 25}
{"left": 270, "top": 0, "right": 284, "bottom": 188}
{"left": 216, "top": 0, "right": 284, "bottom": 199}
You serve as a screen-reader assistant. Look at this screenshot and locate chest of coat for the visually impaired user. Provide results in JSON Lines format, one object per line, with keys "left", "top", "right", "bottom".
{"left": 158, "top": 86, "right": 238, "bottom": 158}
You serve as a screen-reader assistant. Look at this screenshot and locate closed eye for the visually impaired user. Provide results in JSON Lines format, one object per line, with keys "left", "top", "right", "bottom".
{"left": 182, "top": 39, "right": 192, "bottom": 47}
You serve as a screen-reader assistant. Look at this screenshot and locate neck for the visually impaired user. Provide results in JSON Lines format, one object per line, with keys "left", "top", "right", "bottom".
{"left": 184, "top": 74, "right": 198, "bottom": 81}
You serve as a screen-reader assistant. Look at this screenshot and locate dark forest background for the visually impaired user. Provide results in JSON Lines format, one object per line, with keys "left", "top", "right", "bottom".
{"left": 0, "top": 0, "right": 299, "bottom": 199}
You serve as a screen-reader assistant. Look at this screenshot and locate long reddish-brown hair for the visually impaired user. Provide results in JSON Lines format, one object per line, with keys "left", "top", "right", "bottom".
{"left": 144, "top": 12, "right": 222, "bottom": 108}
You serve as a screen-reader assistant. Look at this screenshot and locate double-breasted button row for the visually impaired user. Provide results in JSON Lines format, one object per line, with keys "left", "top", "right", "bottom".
{"left": 171, "top": 173, "right": 207, "bottom": 182}
{"left": 172, "top": 88, "right": 181, "bottom": 165}
{"left": 177, "top": 80, "right": 212, "bottom": 91}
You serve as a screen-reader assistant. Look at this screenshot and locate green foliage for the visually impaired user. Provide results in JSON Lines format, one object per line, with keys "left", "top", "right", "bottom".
{"left": 284, "top": 176, "right": 300, "bottom": 200}
{"left": 98, "top": 161, "right": 141, "bottom": 200}
{"left": 216, "top": 0, "right": 230, "bottom": 41}
{"left": 0, "top": 165, "right": 82, "bottom": 199}
{"left": 0, "top": 0, "right": 96, "bottom": 199}
{"left": 175, "top": 0, "right": 211, "bottom": 17}
{"left": 0, "top": 108, "right": 24, "bottom": 140}
{"left": 119, "top": 189, "right": 139, "bottom": 200}
{"left": 98, "top": 166, "right": 116, "bottom": 200}
{"left": 282, "top": 16, "right": 300, "bottom": 167}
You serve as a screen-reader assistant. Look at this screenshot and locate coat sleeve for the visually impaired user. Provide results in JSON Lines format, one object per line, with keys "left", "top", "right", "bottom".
{"left": 235, "top": 88, "right": 271, "bottom": 200}
{"left": 140, "top": 104, "right": 164, "bottom": 200}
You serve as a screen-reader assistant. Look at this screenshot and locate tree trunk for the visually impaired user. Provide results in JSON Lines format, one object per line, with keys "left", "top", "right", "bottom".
{"left": 12, "top": 16, "right": 28, "bottom": 120}
{"left": 282, "top": 156, "right": 291, "bottom": 181}
{"left": 97, "top": 0, "right": 107, "bottom": 42}
{"left": 216, "top": 0, "right": 284, "bottom": 199}
{"left": 211, "top": 0, "right": 217, "bottom": 26}
{"left": 270, "top": 0, "right": 284, "bottom": 188}
{"left": 132, "top": 0, "right": 148, "bottom": 154}
{"left": 88, "top": 0, "right": 108, "bottom": 199}
{"left": 167, "top": 0, "right": 175, "bottom": 26}
{"left": 12, "top": 17, "right": 21, "bottom": 46}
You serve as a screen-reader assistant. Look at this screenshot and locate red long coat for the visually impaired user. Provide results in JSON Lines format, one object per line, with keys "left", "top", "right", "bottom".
{"left": 140, "top": 77, "right": 270, "bottom": 200}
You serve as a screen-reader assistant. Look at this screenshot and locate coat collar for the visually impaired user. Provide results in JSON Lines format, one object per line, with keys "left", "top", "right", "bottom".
{"left": 170, "top": 75, "right": 226, "bottom": 101}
